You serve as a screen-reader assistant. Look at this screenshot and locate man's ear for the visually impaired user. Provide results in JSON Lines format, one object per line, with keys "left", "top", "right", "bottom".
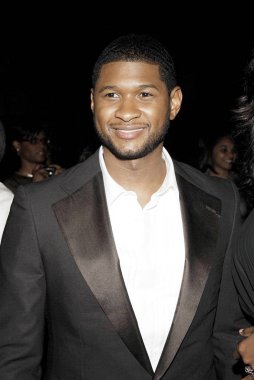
{"left": 169, "top": 86, "right": 183, "bottom": 120}
{"left": 12, "top": 140, "right": 21, "bottom": 154}
{"left": 90, "top": 88, "right": 94, "bottom": 113}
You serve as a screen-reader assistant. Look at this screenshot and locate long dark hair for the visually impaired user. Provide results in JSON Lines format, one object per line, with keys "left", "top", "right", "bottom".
{"left": 232, "top": 49, "right": 254, "bottom": 214}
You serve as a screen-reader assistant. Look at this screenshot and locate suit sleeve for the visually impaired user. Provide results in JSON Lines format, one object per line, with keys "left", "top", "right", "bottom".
{"left": 0, "top": 185, "right": 46, "bottom": 380}
{"left": 213, "top": 183, "right": 251, "bottom": 380}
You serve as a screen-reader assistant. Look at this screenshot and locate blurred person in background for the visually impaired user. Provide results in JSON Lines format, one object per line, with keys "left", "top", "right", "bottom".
{"left": 3, "top": 119, "right": 63, "bottom": 192}
{"left": 199, "top": 133, "right": 237, "bottom": 180}
{"left": 198, "top": 133, "right": 249, "bottom": 220}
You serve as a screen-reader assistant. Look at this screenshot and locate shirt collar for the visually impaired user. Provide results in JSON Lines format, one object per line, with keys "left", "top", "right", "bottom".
{"left": 99, "top": 146, "right": 179, "bottom": 207}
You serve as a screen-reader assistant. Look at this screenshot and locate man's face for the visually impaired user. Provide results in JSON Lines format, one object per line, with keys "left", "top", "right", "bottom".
{"left": 91, "top": 61, "right": 182, "bottom": 160}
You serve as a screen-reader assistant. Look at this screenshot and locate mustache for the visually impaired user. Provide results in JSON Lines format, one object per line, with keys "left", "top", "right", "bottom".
{"left": 92, "top": 117, "right": 170, "bottom": 132}
{"left": 108, "top": 122, "right": 150, "bottom": 130}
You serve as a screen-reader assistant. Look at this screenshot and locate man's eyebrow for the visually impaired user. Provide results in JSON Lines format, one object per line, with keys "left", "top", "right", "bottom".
{"left": 98, "top": 84, "right": 159, "bottom": 93}
{"left": 138, "top": 84, "right": 159, "bottom": 90}
{"left": 98, "top": 85, "right": 118, "bottom": 93}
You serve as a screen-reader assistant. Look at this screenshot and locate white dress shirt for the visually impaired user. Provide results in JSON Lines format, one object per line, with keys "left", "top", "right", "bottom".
{"left": 0, "top": 182, "right": 13, "bottom": 242}
{"left": 99, "top": 147, "right": 185, "bottom": 371}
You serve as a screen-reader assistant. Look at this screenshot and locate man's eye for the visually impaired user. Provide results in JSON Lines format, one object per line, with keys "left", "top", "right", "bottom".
{"left": 140, "top": 92, "right": 152, "bottom": 98}
{"left": 105, "top": 93, "right": 118, "bottom": 98}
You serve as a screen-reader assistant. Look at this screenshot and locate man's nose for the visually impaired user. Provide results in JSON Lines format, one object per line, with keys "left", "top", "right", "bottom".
{"left": 115, "top": 99, "right": 141, "bottom": 122}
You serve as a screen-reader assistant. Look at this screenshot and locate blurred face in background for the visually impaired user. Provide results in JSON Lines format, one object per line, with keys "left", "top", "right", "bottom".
{"left": 211, "top": 136, "right": 236, "bottom": 174}
{"left": 13, "top": 131, "right": 48, "bottom": 165}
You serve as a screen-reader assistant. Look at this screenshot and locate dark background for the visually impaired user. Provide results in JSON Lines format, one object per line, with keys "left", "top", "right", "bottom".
{"left": 1, "top": 9, "right": 253, "bottom": 174}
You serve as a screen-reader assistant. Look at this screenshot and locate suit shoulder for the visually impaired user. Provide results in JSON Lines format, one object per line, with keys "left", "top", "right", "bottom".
{"left": 15, "top": 151, "right": 101, "bottom": 205}
{"left": 174, "top": 160, "right": 238, "bottom": 198}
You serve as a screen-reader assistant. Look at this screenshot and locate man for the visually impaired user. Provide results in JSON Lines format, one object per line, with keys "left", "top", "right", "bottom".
{"left": 0, "top": 34, "right": 247, "bottom": 379}
{"left": 0, "top": 120, "right": 13, "bottom": 241}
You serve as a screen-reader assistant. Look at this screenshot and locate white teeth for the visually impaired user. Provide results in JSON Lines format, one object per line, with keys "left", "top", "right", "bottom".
{"left": 119, "top": 129, "right": 143, "bottom": 132}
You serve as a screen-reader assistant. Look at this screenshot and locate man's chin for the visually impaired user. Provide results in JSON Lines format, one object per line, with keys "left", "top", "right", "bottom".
{"left": 100, "top": 134, "right": 166, "bottom": 160}
{"left": 112, "top": 151, "right": 144, "bottom": 161}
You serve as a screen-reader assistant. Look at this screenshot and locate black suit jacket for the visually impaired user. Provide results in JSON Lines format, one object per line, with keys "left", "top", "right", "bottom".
{"left": 0, "top": 151, "right": 248, "bottom": 379}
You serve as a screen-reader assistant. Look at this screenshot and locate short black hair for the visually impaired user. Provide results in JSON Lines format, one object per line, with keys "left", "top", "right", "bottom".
{"left": 92, "top": 33, "right": 177, "bottom": 94}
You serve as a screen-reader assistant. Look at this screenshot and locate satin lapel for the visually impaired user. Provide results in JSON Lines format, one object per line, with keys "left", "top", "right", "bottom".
{"left": 53, "top": 172, "right": 153, "bottom": 375}
{"left": 154, "top": 174, "right": 221, "bottom": 380}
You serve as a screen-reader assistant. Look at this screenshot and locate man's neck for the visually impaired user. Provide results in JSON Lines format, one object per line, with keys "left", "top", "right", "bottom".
{"left": 103, "top": 146, "right": 167, "bottom": 208}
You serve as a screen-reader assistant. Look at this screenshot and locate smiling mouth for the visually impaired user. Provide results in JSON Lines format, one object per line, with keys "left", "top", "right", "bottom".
{"left": 110, "top": 123, "right": 147, "bottom": 137}
{"left": 112, "top": 127, "right": 146, "bottom": 140}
